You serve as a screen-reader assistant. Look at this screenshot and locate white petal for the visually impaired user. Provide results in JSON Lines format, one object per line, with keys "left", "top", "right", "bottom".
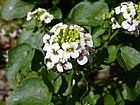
{"left": 55, "top": 28, "right": 61, "bottom": 35}
{"left": 46, "top": 61, "right": 54, "bottom": 69}
{"left": 43, "top": 43, "right": 49, "bottom": 51}
{"left": 57, "top": 64, "right": 63, "bottom": 72}
{"left": 121, "top": 5, "right": 127, "bottom": 12}
{"left": 44, "top": 18, "right": 51, "bottom": 23}
{"left": 26, "top": 12, "right": 32, "bottom": 21}
{"left": 43, "top": 34, "right": 50, "bottom": 43}
{"left": 48, "top": 14, "right": 54, "bottom": 20}
{"left": 77, "top": 55, "right": 88, "bottom": 65}
{"left": 122, "top": 20, "right": 130, "bottom": 29}
{"left": 64, "top": 62, "right": 72, "bottom": 70}
{"left": 52, "top": 43, "right": 60, "bottom": 51}
{"left": 62, "top": 42, "right": 70, "bottom": 50}
{"left": 85, "top": 33, "right": 92, "bottom": 39}
{"left": 87, "top": 41, "right": 93, "bottom": 47}
{"left": 58, "top": 49, "right": 64, "bottom": 58}
{"left": 63, "top": 52, "right": 70, "bottom": 59}
{"left": 123, "top": 12, "right": 131, "bottom": 19}
{"left": 45, "top": 51, "right": 51, "bottom": 59}
{"left": 70, "top": 42, "right": 78, "bottom": 49}
{"left": 133, "top": 20, "right": 138, "bottom": 26}
{"left": 128, "top": 25, "right": 135, "bottom": 31}
{"left": 115, "top": 6, "right": 121, "bottom": 14}
{"left": 50, "top": 27, "right": 56, "bottom": 33}
{"left": 71, "top": 50, "right": 79, "bottom": 58}
{"left": 61, "top": 24, "right": 68, "bottom": 29}
{"left": 51, "top": 55, "right": 59, "bottom": 63}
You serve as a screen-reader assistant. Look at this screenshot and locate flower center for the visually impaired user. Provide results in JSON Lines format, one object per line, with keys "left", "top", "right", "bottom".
{"left": 66, "top": 47, "right": 74, "bottom": 52}
{"left": 52, "top": 49, "right": 58, "bottom": 55}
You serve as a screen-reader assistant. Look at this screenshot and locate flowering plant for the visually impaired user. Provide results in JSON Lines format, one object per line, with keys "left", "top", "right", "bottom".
{"left": 1, "top": 0, "right": 140, "bottom": 105}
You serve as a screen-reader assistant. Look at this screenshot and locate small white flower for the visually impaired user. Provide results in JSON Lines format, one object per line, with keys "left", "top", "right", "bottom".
{"left": 74, "top": 25, "right": 84, "bottom": 31}
{"left": 62, "top": 42, "right": 79, "bottom": 59}
{"left": 111, "top": 17, "right": 121, "bottom": 29}
{"left": 50, "top": 35, "right": 58, "bottom": 44}
{"left": 57, "top": 59, "right": 72, "bottom": 72}
{"left": 46, "top": 60, "right": 54, "bottom": 69}
{"left": 80, "top": 33, "right": 93, "bottom": 47}
{"left": 43, "top": 43, "right": 50, "bottom": 51}
{"left": 50, "top": 23, "right": 64, "bottom": 35}
{"left": 40, "top": 12, "right": 54, "bottom": 24}
{"left": 77, "top": 49, "right": 89, "bottom": 65}
{"left": 26, "top": 12, "right": 32, "bottom": 21}
{"left": 45, "top": 43, "right": 61, "bottom": 63}
{"left": 37, "top": 8, "right": 46, "bottom": 12}
{"left": 115, "top": 6, "right": 121, "bottom": 14}
{"left": 121, "top": 5, "right": 136, "bottom": 19}
{"left": 122, "top": 19, "right": 138, "bottom": 31}
{"left": 43, "top": 34, "right": 50, "bottom": 43}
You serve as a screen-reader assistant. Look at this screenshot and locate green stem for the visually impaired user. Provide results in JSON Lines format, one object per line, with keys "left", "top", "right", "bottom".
{"left": 103, "top": 30, "right": 119, "bottom": 47}
{"left": 92, "top": 30, "right": 119, "bottom": 66}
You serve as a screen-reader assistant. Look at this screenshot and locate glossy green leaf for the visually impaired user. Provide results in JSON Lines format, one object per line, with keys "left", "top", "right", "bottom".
{"left": 8, "top": 77, "right": 52, "bottom": 105}
{"left": 63, "top": 71, "right": 73, "bottom": 96}
{"left": 105, "top": 45, "right": 118, "bottom": 63}
{"left": 53, "top": 76, "right": 62, "bottom": 93}
{"left": 93, "top": 38, "right": 101, "bottom": 48}
{"left": 48, "top": 7, "right": 62, "bottom": 19}
{"left": 122, "top": 81, "right": 140, "bottom": 101}
{"left": 31, "top": 49, "right": 44, "bottom": 71}
{"left": 71, "top": 1, "right": 109, "bottom": 26}
{"left": 104, "top": 94, "right": 115, "bottom": 105}
{"left": 22, "top": 20, "right": 36, "bottom": 30}
{"left": 18, "top": 29, "right": 44, "bottom": 49}
{"left": 92, "top": 27, "right": 105, "bottom": 38}
{"left": 82, "top": 91, "right": 100, "bottom": 105}
{"left": 6, "top": 43, "right": 34, "bottom": 88}
{"left": 41, "top": 67, "right": 55, "bottom": 92}
{"left": 117, "top": 46, "right": 140, "bottom": 71}
{"left": 1, "top": 0, "right": 34, "bottom": 20}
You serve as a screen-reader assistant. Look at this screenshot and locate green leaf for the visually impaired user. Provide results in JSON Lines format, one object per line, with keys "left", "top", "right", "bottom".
{"left": 122, "top": 81, "right": 140, "bottom": 101}
{"left": 41, "top": 67, "right": 55, "bottom": 92}
{"left": 8, "top": 77, "right": 52, "bottom": 105}
{"left": 117, "top": 46, "right": 140, "bottom": 71}
{"left": 18, "top": 29, "right": 44, "bottom": 49}
{"left": 124, "top": 63, "right": 140, "bottom": 88}
{"left": 31, "top": 49, "right": 44, "bottom": 71}
{"left": 92, "top": 27, "right": 105, "bottom": 38}
{"left": 48, "top": 7, "right": 62, "bottom": 19}
{"left": 1, "top": 0, "right": 34, "bottom": 20}
{"left": 82, "top": 91, "right": 100, "bottom": 105}
{"left": 93, "top": 38, "right": 101, "bottom": 48}
{"left": 104, "top": 94, "right": 115, "bottom": 105}
{"left": 6, "top": 43, "right": 34, "bottom": 88}
{"left": 63, "top": 71, "right": 74, "bottom": 96}
{"left": 71, "top": 1, "right": 109, "bottom": 26}
{"left": 53, "top": 76, "right": 62, "bottom": 93}
{"left": 22, "top": 20, "right": 36, "bottom": 30}
{"left": 105, "top": 45, "right": 119, "bottom": 63}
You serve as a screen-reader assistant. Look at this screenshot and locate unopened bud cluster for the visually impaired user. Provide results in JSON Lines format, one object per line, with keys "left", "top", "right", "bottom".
{"left": 43, "top": 23, "right": 93, "bottom": 72}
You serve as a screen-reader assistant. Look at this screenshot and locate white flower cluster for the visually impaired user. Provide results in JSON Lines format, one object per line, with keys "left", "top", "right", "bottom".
{"left": 43, "top": 23, "right": 93, "bottom": 72}
{"left": 110, "top": 2, "right": 140, "bottom": 31}
{"left": 26, "top": 8, "right": 54, "bottom": 24}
